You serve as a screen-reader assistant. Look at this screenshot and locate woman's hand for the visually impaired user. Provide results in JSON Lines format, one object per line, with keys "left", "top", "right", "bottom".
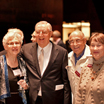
{"left": 17, "top": 79, "right": 29, "bottom": 90}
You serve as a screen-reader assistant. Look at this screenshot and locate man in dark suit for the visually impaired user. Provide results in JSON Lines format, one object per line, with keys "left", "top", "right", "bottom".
{"left": 52, "top": 30, "right": 66, "bottom": 49}
{"left": 20, "top": 21, "right": 71, "bottom": 104}
{"left": 65, "top": 33, "right": 72, "bottom": 53}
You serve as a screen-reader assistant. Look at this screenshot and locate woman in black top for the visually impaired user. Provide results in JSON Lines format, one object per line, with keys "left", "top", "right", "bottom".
{"left": 0, "top": 28, "right": 28, "bottom": 104}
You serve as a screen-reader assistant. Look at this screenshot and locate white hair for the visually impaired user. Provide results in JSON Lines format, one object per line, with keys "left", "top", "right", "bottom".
{"left": 2, "top": 28, "right": 24, "bottom": 46}
{"left": 69, "top": 30, "right": 85, "bottom": 40}
{"left": 35, "top": 21, "right": 52, "bottom": 32}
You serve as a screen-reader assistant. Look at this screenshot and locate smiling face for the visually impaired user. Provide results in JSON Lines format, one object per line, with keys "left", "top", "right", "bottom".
{"left": 35, "top": 22, "right": 52, "bottom": 48}
{"left": 90, "top": 39, "right": 104, "bottom": 60}
{"left": 89, "top": 33, "right": 104, "bottom": 60}
{"left": 4, "top": 37, "right": 21, "bottom": 56}
{"left": 69, "top": 31, "right": 86, "bottom": 57}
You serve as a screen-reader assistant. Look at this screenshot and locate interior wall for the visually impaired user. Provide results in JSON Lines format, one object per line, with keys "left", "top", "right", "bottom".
{"left": 62, "top": 22, "right": 90, "bottom": 43}
{"left": 0, "top": 0, "right": 63, "bottom": 51}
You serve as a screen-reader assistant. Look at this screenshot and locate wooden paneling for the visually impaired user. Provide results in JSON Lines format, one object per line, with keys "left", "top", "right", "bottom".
{"left": 0, "top": 0, "right": 63, "bottom": 51}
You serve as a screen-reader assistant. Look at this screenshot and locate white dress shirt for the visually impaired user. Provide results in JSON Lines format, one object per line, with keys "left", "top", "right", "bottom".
{"left": 37, "top": 42, "right": 52, "bottom": 96}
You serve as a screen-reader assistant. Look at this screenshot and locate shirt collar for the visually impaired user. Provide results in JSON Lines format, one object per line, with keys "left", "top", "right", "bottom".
{"left": 38, "top": 42, "right": 52, "bottom": 53}
{"left": 74, "top": 46, "right": 86, "bottom": 65}
{"left": 55, "top": 38, "right": 61, "bottom": 44}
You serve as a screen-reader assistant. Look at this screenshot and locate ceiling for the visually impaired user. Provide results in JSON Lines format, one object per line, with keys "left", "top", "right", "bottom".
{"left": 63, "top": 0, "right": 104, "bottom": 32}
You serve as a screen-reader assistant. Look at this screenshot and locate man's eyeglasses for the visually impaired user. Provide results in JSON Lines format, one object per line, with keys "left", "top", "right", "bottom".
{"left": 69, "top": 39, "right": 83, "bottom": 45}
{"left": 35, "top": 31, "right": 49, "bottom": 35}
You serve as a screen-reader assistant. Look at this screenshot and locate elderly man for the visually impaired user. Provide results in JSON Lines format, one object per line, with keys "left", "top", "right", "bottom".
{"left": 52, "top": 30, "right": 66, "bottom": 49}
{"left": 66, "top": 30, "right": 92, "bottom": 104}
{"left": 20, "top": 21, "right": 71, "bottom": 104}
{"left": 31, "top": 31, "right": 36, "bottom": 42}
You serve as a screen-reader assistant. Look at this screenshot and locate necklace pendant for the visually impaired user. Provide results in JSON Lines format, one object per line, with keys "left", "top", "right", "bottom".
{"left": 91, "top": 76, "right": 94, "bottom": 80}
{"left": 93, "top": 71, "right": 96, "bottom": 74}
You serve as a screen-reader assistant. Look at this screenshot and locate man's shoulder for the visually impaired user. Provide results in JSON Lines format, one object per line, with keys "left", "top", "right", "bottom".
{"left": 84, "top": 45, "right": 91, "bottom": 56}
{"left": 58, "top": 39, "right": 64, "bottom": 44}
{"left": 68, "top": 51, "right": 73, "bottom": 57}
{"left": 54, "top": 43, "right": 67, "bottom": 52}
{"left": 20, "top": 42, "right": 37, "bottom": 57}
{"left": 22, "top": 42, "right": 36, "bottom": 48}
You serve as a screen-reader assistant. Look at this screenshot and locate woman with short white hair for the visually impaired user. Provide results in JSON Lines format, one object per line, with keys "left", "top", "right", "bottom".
{"left": 0, "top": 28, "right": 28, "bottom": 104}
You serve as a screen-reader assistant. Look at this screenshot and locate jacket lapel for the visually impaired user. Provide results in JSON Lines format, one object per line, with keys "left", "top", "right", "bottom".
{"left": 42, "top": 44, "right": 59, "bottom": 78}
{"left": 31, "top": 43, "right": 41, "bottom": 77}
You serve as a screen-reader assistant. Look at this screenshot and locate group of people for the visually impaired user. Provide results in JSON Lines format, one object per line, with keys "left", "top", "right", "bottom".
{"left": 66, "top": 30, "right": 104, "bottom": 104}
{"left": 0, "top": 20, "right": 104, "bottom": 104}
{"left": 0, "top": 21, "right": 71, "bottom": 104}
{"left": 30, "top": 29, "right": 67, "bottom": 51}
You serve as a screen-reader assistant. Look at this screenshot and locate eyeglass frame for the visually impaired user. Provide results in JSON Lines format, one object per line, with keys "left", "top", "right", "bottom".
{"left": 35, "top": 30, "right": 51, "bottom": 35}
{"left": 6, "top": 42, "right": 21, "bottom": 46}
{"left": 68, "top": 38, "right": 84, "bottom": 45}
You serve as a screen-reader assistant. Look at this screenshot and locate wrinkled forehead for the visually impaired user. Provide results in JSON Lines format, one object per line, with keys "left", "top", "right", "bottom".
{"left": 69, "top": 32, "right": 83, "bottom": 40}
{"left": 35, "top": 23, "right": 48, "bottom": 31}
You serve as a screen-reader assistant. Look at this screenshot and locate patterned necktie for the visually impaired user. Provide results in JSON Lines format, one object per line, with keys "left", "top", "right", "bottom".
{"left": 39, "top": 49, "right": 44, "bottom": 73}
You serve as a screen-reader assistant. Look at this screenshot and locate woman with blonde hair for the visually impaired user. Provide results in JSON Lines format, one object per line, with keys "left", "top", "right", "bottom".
{"left": 0, "top": 28, "right": 28, "bottom": 104}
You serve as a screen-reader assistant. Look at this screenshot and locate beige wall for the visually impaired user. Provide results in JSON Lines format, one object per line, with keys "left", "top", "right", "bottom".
{"left": 62, "top": 22, "right": 90, "bottom": 43}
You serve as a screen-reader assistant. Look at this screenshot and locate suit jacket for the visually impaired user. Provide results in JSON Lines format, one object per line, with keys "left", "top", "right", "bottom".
{"left": 20, "top": 42, "right": 71, "bottom": 104}
{"left": 57, "top": 40, "right": 66, "bottom": 49}
{"left": 65, "top": 40, "right": 72, "bottom": 53}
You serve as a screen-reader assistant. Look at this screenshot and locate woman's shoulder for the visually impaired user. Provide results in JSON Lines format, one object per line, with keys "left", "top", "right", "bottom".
{"left": 17, "top": 56, "right": 25, "bottom": 64}
{"left": 0, "top": 50, "right": 6, "bottom": 56}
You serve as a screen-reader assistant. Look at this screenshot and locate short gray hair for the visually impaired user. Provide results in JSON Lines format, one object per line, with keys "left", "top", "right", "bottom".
{"left": 2, "top": 28, "right": 24, "bottom": 46}
{"left": 69, "top": 30, "right": 85, "bottom": 40}
{"left": 35, "top": 21, "right": 52, "bottom": 32}
{"left": 53, "top": 30, "right": 61, "bottom": 38}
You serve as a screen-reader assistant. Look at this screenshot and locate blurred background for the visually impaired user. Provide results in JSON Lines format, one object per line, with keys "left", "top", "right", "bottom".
{"left": 0, "top": 0, "right": 103, "bottom": 51}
